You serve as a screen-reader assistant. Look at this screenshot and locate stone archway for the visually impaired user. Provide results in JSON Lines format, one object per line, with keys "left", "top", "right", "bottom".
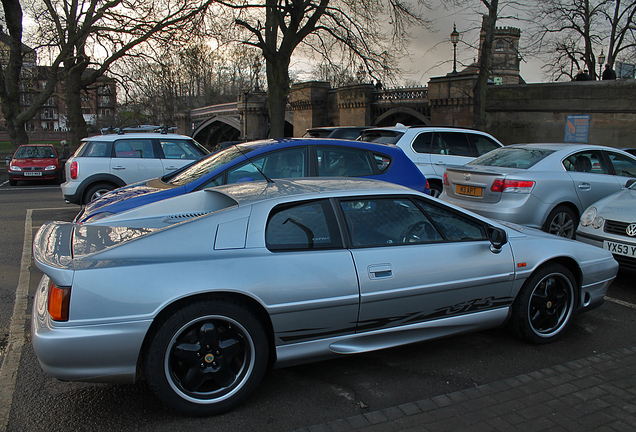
{"left": 373, "top": 107, "right": 430, "bottom": 127}
{"left": 192, "top": 115, "right": 241, "bottom": 151}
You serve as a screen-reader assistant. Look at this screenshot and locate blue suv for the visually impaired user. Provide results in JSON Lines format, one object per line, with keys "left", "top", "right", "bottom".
{"left": 76, "top": 138, "right": 429, "bottom": 223}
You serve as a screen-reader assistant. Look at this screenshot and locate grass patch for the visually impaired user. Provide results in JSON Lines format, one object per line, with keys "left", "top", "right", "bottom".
{"left": 0, "top": 140, "right": 65, "bottom": 153}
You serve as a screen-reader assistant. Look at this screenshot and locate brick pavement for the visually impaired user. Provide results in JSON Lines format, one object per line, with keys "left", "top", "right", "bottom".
{"left": 294, "top": 346, "right": 636, "bottom": 432}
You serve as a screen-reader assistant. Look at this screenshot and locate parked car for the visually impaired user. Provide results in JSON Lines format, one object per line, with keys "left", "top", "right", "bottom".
{"left": 577, "top": 179, "right": 636, "bottom": 271}
{"left": 7, "top": 144, "right": 62, "bottom": 186}
{"left": 32, "top": 178, "right": 617, "bottom": 416}
{"left": 358, "top": 124, "right": 503, "bottom": 197}
{"left": 441, "top": 143, "right": 636, "bottom": 239}
{"left": 303, "top": 126, "right": 368, "bottom": 140}
{"left": 74, "top": 138, "right": 430, "bottom": 224}
{"left": 61, "top": 126, "right": 210, "bottom": 205}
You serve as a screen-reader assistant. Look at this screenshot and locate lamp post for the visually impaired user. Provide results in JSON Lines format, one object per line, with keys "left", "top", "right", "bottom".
{"left": 450, "top": 23, "right": 460, "bottom": 74}
{"left": 598, "top": 49, "right": 605, "bottom": 80}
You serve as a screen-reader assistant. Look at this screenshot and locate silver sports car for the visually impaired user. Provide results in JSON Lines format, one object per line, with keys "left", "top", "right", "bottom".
{"left": 441, "top": 143, "right": 636, "bottom": 239}
{"left": 32, "top": 178, "right": 618, "bottom": 416}
{"left": 577, "top": 179, "right": 636, "bottom": 271}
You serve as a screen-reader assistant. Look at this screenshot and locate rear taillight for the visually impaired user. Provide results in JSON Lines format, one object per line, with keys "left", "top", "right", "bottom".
{"left": 47, "top": 280, "right": 70, "bottom": 321}
{"left": 443, "top": 172, "right": 449, "bottom": 186}
{"left": 491, "top": 178, "right": 535, "bottom": 193}
{"left": 70, "top": 161, "right": 78, "bottom": 180}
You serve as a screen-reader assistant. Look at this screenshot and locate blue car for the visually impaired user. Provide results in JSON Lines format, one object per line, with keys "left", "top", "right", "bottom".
{"left": 76, "top": 138, "right": 430, "bottom": 223}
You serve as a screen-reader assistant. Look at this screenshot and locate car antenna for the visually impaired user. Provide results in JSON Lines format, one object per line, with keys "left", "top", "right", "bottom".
{"left": 232, "top": 142, "right": 275, "bottom": 184}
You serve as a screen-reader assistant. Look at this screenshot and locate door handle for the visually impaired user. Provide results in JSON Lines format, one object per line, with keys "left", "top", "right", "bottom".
{"left": 435, "top": 161, "right": 446, "bottom": 165}
{"left": 112, "top": 166, "right": 125, "bottom": 170}
{"left": 577, "top": 182, "right": 591, "bottom": 190}
{"left": 165, "top": 166, "right": 178, "bottom": 170}
{"left": 368, "top": 264, "right": 392, "bottom": 279}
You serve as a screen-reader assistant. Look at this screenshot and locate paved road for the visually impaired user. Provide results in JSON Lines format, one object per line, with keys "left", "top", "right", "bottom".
{"left": 1, "top": 184, "right": 635, "bottom": 431}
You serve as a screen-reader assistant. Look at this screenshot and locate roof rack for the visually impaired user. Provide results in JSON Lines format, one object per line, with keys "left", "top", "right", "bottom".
{"left": 99, "top": 125, "right": 178, "bottom": 135}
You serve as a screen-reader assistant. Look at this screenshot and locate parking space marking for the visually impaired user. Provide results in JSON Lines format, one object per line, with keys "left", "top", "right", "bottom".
{"left": 605, "top": 296, "right": 636, "bottom": 310}
{"left": 0, "top": 209, "right": 33, "bottom": 432}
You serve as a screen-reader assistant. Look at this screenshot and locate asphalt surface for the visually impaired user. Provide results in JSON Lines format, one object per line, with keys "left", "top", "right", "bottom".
{"left": 1, "top": 182, "right": 635, "bottom": 431}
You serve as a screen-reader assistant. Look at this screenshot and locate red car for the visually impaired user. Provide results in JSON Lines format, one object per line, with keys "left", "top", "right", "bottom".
{"left": 8, "top": 144, "right": 62, "bottom": 186}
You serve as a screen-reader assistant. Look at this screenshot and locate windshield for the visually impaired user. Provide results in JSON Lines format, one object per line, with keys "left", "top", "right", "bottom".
{"left": 358, "top": 130, "right": 403, "bottom": 144}
{"left": 468, "top": 147, "right": 555, "bottom": 169}
{"left": 168, "top": 145, "right": 254, "bottom": 186}
{"left": 15, "top": 145, "right": 56, "bottom": 159}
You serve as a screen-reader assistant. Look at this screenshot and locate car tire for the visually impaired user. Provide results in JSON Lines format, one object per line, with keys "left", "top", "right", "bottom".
{"left": 509, "top": 263, "right": 576, "bottom": 344}
{"left": 429, "top": 182, "right": 442, "bottom": 198}
{"left": 83, "top": 183, "right": 114, "bottom": 204}
{"left": 144, "top": 299, "right": 269, "bottom": 416}
{"left": 542, "top": 205, "right": 577, "bottom": 239}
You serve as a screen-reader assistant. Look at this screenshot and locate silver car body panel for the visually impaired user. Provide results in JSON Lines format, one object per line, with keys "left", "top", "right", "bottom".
{"left": 32, "top": 178, "right": 618, "bottom": 384}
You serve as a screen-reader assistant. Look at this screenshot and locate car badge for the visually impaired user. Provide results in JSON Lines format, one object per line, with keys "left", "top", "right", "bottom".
{"left": 204, "top": 353, "right": 215, "bottom": 363}
{"left": 626, "top": 224, "right": 636, "bottom": 237}
{"left": 463, "top": 173, "right": 471, "bottom": 181}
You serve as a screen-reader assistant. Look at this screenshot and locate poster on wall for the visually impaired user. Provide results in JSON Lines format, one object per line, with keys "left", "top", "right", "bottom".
{"left": 564, "top": 115, "right": 590, "bottom": 143}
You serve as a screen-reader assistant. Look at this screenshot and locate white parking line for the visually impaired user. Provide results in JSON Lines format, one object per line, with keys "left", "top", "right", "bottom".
{"left": 0, "top": 209, "right": 33, "bottom": 432}
{"left": 605, "top": 296, "right": 636, "bottom": 310}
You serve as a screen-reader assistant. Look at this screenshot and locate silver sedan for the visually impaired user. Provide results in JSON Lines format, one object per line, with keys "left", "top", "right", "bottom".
{"left": 441, "top": 143, "right": 636, "bottom": 239}
{"left": 32, "top": 178, "right": 617, "bottom": 416}
{"left": 577, "top": 179, "right": 636, "bottom": 271}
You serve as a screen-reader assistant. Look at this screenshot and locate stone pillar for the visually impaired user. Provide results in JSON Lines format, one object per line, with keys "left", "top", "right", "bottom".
{"left": 238, "top": 90, "right": 269, "bottom": 141}
{"left": 289, "top": 81, "right": 332, "bottom": 136}
{"left": 427, "top": 72, "right": 477, "bottom": 127}
{"left": 336, "top": 84, "right": 375, "bottom": 126}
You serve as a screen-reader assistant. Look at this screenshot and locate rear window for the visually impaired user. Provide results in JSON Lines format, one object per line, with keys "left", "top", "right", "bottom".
{"left": 468, "top": 147, "right": 554, "bottom": 169}
{"left": 78, "top": 140, "right": 111, "bottom": 157}
{"left": 358, "top": 130, "right": 404, "bottom": 145}
{"left": 168, "top": 145, "right": 254, "bottom": 186}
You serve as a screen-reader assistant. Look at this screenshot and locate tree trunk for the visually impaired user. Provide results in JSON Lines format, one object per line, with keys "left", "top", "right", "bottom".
{"left": 266, "top": 57, "right": 290, "bottom": 138}
{"left": 65, "top": 62, "right": 90, "bottom": 146}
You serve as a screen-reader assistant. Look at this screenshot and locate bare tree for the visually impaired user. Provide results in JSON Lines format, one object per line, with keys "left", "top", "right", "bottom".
{"left": 213, "top": 0, "right": 432, "bottom": 138}
{"left": 532, "top": 0, "right": 636, "bottom": 81}
{"left": 24, "top": 0, "right": 214, "bottom": 145}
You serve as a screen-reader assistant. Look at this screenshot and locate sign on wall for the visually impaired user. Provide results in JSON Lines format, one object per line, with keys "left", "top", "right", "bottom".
{"left": 564, "top": 115, "right": 591, "bottom": 143}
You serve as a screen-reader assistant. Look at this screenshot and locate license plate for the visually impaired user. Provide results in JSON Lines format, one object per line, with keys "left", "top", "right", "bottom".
{"left": 604, "top": 240, "right": 636, "bottom": 257}
{"left": 456, "top": 185, "right": 483, "bottom": 197}
{"left": 24, "top": 171, "right": 42, "bottom": 176}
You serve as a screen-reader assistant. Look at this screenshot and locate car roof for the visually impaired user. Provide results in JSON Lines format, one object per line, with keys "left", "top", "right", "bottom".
{"left": 361, "top": 124, "right": 491, "bottom": 134}
{"left": 506, "top": 143, "right": 624, "bottom": 153}
{"left": 209, "top": 177, "right": 414, "bottom": 206}
{"left": 220, "top": 137, "right": 401, "bottom": 153}
{"left": 84, "top": 132, "right": 193, "bottom": 142}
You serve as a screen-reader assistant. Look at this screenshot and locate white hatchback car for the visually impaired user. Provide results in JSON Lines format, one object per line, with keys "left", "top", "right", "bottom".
{"left": 61, "top": 126, "right": 209, "bottom": 204}
{"left": 358, "top": 124, "right": 503, "bottom": 197}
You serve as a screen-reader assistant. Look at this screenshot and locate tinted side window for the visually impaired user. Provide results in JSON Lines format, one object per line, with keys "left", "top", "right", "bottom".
{"left": 417, "top": 200, "right": 487, "bottom": 241}
{"left": 607, "top": 152, "right": 636, "bottom": 177}
{"left": 339, "top": 198, "right": 443, "bottom": 247}
{"left": 227, "top": 148, "right": 307, "bottom": 184}
{"left": 412, "top": 132, "right": 433, "bottom": 153}
{"left": 472, "top": 135, "right": 501, "bottom": 156}
{"left": 438, "top": 132, "right": 474, "bottom": 157}
{"left": 114, "top": 140, "right": 154, "bottom": 158}
{"left": 81, "top": 141, "right": 111, "bottom": 157}
{"left": 317, "top": 147, "right": 375, "bottom": 177}
{"left": 563, "top": 151, "right": 607, "bottom": 174}
{"left": 266, "top": 200, "right": 341, "bottom": 251}
{"left": 373, "top": 153, "right": 392, "bottom": 173}
{"left": 161, "top": 139, "right": 205, "bottom": 160}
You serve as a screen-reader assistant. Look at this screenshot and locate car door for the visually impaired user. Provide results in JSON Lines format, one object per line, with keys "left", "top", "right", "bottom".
{"left": 430, "top": 132, "right": 477, "bottom": 178}
{"left": 159, "top": 138, "right": 207, "bottom": 175}
{"left": 110, "top": 139, "right": 164, "bottom": 184}
{"left": 337, "top": 196, "right": 515, "bottom": 333}
{"left": 564, "top": 150, "right": 623, "bottom": 210}
{"left": 605, "top": 150, "right": 636, "bottom": 186}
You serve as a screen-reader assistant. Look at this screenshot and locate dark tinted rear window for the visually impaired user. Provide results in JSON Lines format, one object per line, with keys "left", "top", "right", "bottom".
{"left": 359, "top": 130, "right": 404, "bottom": 144}
{"left": 468, "top": 147, "right": 554, "bottom": 169}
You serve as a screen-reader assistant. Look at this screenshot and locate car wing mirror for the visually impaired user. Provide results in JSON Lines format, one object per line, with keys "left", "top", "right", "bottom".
{"left": 488, "top": 226, "right": 507, "bottom": 254}
{"left": 625, "top": 178, "right": 636, "bottom": 189}
{"left": 5, "top": 156, "right": 11, "bottom": 166}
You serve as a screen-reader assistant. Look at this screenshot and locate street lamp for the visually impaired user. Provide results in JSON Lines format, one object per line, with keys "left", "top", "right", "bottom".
{"left": 253, "top": 56, "right": 262, "bottom": 91}
{"left": 450, "top": 23, "right": 460, "bottom": 74}
{"left": 356, "top": 64, "right": 366, "bottom": 83}
{"left": 598, "top": 49, "right": 605, "bottom": 80}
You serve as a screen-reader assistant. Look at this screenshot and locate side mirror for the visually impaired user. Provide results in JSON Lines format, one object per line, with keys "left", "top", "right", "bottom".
{"left": 625, "top": 178, "right": 636, "bottom": 189}
{"left": 488, "top": 226, "right": 508, "bottom": 254}
{"left": 5, "top": 156, "right": 11, "bottom": 166}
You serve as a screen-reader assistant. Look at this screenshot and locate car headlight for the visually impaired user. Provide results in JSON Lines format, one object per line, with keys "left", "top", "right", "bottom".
{"left": 9, "top": 165, "right": 21, "bottom": 172}
{"left": 81, "top": 212, "right": 115, "bottom": 224}
{"left": 580, "top": 207, "right": 597, "bottom": 226}
{"left": 45, "top": 165, "right": 57, "bottom": 171}
{"left": 580, "top": 207, "right": 604, "bottom": 229}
